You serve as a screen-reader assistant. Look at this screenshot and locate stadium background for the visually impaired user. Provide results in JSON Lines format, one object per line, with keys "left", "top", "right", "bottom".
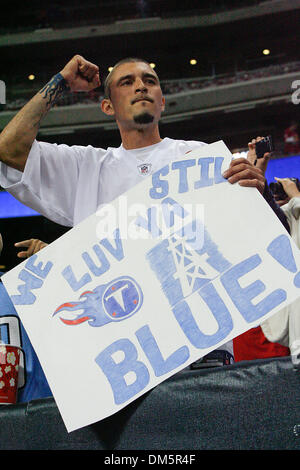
{"left": 1, "top": 1, "right": 300, "bottom": 451}
{"left": 1, "top": 0, "right": 300, "bottom": 270}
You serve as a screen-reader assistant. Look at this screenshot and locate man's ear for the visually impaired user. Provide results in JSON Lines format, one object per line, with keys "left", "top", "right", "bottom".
{"left": 161, "top": 96, "right": 166, "bottom": 113}
{"left": 101, "top": 99, "right": 115, "bottom": 116}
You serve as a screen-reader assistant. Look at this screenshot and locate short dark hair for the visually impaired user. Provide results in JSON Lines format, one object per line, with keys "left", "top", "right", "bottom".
{"left": 104, "top": 57, "right": 157, "bottom": 99}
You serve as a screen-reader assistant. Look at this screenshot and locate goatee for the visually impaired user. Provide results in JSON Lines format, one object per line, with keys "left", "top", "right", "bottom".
{"left": 133, "top": 112, "right": 154, "bottom": 124}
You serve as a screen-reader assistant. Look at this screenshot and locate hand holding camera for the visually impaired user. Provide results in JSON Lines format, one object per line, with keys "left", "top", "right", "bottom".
{"left": 247, "top": 136, "right": 273, "bottom": 176}
{"left": 270, "top": 177, "right": 300, "bottom": 206}
{"left": 255, "top": 136, "right": 274, "bottom": 159}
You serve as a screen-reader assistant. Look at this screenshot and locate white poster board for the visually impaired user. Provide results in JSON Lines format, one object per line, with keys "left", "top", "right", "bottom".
{"left": 3, "top": 141, "right": 300, "bottom": 432}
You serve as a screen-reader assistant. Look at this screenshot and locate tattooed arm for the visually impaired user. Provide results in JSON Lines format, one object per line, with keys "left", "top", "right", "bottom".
{"left": 0, "top": 55, "right": 100, "bottom": 171}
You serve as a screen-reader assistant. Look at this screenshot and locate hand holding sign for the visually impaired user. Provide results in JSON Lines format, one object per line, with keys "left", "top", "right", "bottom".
{"left": 223, "top": 157, "right": 265, "bottom": 194}
{"left": 2, "top": 141, "right": 300, "bottom": 432}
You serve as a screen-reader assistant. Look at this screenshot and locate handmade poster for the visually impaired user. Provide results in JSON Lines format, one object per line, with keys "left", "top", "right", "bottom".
{"left": 2, "top": 141, "right": 300, "bottom": 432}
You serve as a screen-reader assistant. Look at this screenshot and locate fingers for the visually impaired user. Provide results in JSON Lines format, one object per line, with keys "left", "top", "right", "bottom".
{"left": 17, "top": 251, "right": 30, "bottom": 259}
{"left": 223, "top": 158, "right": 265, "bottom": 194}
{"left": 238, "top": 178, "right": 265, "bottom": 193}
{"left": 14, "top": 239, "right": 32, "bottom": 248}
{"left": 246, "top": 137, "right": 264, "bottom": 166}
{"left": 223, "top": 159, "right": 263, "bottom": 183}
{"left": 274, "top": 198, "right": 289, "bottom": 207}
{"left": 247, "top": 137, "right": 272, "bottom": 159}
{"left": 274, "top": 177, "right": 300, "bottom": 199}
{"left": 15, "top": 239, "right": 48, "bottom": 258}
{"left": 91, "top": 72, "right": 101, "bottom": 89}
{"left": 263, "top": 151, "right": 271, "bottom": 158}
{"left": 61, "top": 55, "right": 101, "bottom": 91}
{"left": 247, "top": 137, "right": 271, "bottom": 159}
{"left": 77, "top": 56, "right": 101, "bottom": 89}
{"left": 225, "top": 157, "right": 263, "bottom": 175}
{"left": 275, "top": 176, "right": 295, "bottom": 189}
{"left": 247, "top": 136, "right": 262, "bottom": 151}
{"left": 226, "top": 166, "right": 264, "bottom": 186}
{"left": 78, "top": 57, "right": 99, "bottom": 82}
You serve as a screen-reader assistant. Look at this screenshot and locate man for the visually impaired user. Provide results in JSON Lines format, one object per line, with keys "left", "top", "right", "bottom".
{"left": 260, "top": 176, "right": 300, "bottom": 360}
{"left": 0, "top": 233, "right": 52, "bottom": 402}
{"left": 232, "top": 147, "right": 291, "bottom": 361}
{"left": 0, "top": 55, "right": 279, "bottom": 228}
{"left": 0, "top": 56, "right": 291, "bottom": 368}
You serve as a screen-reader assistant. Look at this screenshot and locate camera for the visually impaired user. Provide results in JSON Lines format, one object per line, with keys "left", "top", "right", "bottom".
{"left": 255, "top": 136, "right": 274, "bottom": 158}
{"left": 269, "top": 177, "right": 300, "bottom": 200}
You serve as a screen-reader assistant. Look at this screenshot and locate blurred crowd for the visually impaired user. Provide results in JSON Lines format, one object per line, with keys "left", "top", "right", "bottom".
{"left": 284, "top": 121, "right": 300, "bottom": 156}
{"left": 2, "top": 1, "right": 261, "bottom": 35}
{"left": 3, "top": 60, "right": 300, "bottom": 112}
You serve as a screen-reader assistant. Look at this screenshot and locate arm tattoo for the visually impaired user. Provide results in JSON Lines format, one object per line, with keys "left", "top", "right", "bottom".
{"left": 39, "top": 73, "right": 70, "bottom": 107}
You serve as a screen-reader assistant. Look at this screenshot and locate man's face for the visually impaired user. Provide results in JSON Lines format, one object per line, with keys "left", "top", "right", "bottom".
{"left": 103, "top": 62, "right": 165, "bottom": 130}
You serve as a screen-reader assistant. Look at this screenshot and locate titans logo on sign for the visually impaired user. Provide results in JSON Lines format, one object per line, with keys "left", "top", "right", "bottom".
{"left": 53, "top": 276, "right": 143, "bottom": 327}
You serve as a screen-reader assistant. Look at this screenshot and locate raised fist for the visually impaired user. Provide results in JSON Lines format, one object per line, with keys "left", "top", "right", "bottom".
{"left": 60, "top": 55, "right": 101, "bottom": 92}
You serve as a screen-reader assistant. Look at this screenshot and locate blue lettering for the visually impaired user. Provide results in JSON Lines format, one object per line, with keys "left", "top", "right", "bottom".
{"left": 146, "top": 226, "right": 231, "bottom": 307}
{"left": 194, "top": 157, "right": 214, "bottom": 189}
{"left": 149, "top": 156, "right": 226, "bottom": 200}
{"left": 95, "top": 339, "right": 150, "bottom": 405}
{"left": 62, "top": 230, "right": 125, "bottom": 290}
{"left": 172, "top": 282, "right": 233, "bottom": 349}
{"left": 149, "top": 165, "right": 169, "bottom": 199}
{"left": 176, "top": 219, "right": 204, "bottom": 251}
{"left": 194, "top": 229, "right": 231, "bottom": 273}
{"left": 214, "top": 157, "right": 227, "bottom": 184}
{"left": 136, "top": 324, "right": 190, "bottom": 376}
{"left": 147, "top": 239, "right": 184, "bottom": 307}
{"left": 61, "top": 265, "right": 92, "bottom": 292}
{"left": 161, "top": 197, "right": 188, "bottom": 228}
{"left": 221, "top": 254, "right": 287, "bottom": 323}
{"left": 25, "top": 254, "right": 53, "bottom": 279}
{"left": 171, "top": 159, "right": 196, "bottom": 193}
{"left": 99, "top": 228, "right": 124, "bottom": 261}
{"left": 82, "top": 245, "right": 110, "bottom": 276}
{"left": 135, "top": 198, "right": 188, "bottom": 238}
{"left": 135, "top": 206, "right": 162, "bottom": 238}
{"left": 11, "top": 269, "right": 43, "bottom": 305}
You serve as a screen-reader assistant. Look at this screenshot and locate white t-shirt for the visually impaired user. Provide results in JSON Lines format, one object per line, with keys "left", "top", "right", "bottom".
{"left": 0, "top": 137, "right": 206, "bottom": 227}
{"left": 0, "top": 136, "right": 236, "bottom": 359}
